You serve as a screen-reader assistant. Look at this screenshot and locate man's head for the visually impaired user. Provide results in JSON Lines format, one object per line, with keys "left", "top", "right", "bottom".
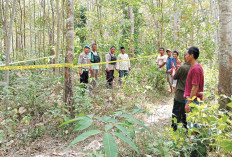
{"left": 186, "top": 46, "right": 200, "bottom": 63}
{"left": 84, "top": 45, "right": 90, "bottom": 53}
{"left": 92, "top": 43, "right": 97, "bottom": 51}
{"left": 173, "top": 50, "right": 179, "bottom": 59}
{"left": 159, "top": 47, "right": 165, "bottom": 55}
{"left": 110, "top": 46, "right": 116, "bottom": 54}
{"left": 121, "top": 47, "right": 125, "bottom": 54}
{"left": 166, "top": 49, "right": 172, "bottom": 57}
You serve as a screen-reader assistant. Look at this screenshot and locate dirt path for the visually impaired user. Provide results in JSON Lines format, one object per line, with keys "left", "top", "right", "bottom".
{"left": 4, "top": 91, "right": 174, "bottom": 157}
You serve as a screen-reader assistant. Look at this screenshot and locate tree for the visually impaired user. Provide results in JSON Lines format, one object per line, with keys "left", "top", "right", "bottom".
{"left": 55, "top": 0, "right": 61, "bottom": 76}
{"left": 4, "top": 0, "right": 17, "bottom": 85}
{"left": 128, "top": 0, "right": 134, "bottom": 56}
{"left": 64, "top": 0, "right": 74, "bottom": 113}
{"left": 218, "top": 0, "right": 232, "bottom": 110}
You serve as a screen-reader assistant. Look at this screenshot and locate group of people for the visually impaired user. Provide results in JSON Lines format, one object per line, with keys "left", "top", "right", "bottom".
{"left": 77, "top": 43, "right": 131, "bottom": 88}
{"left": 156, "top": 46, "right": 204, "bottom": 131}
{"left": 78, "top": 43, "right": 204, "bottom": 131}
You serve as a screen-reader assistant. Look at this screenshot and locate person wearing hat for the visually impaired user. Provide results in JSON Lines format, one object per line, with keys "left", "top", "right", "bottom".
{"left": 78, "top": 45, "right": 93, "bottom": 84}
{"left": 105, "top": 46, "right": 117, "bottom": 88}
{"left": 116, "top": 47, "right": 131, "bottom": 85}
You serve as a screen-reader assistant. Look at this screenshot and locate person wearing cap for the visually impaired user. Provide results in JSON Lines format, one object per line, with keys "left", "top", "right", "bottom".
{"left": 88, "top": 43, "right": 101, "bottom": 88}
{"left": 78, "top": 45, "right": 93, "bottom": 84}
{"left": 116, "top": 47, "right": 131, "bottom": 84}
{"left": 166, "top": 49, "right": 175, "bottom": 93}
{"left": 105, "top": 46, "right": 117, "bottom": 88}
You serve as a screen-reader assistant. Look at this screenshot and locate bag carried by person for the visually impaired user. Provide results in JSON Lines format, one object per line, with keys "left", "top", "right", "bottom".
{"left": 91, "top": 51, "right": 101, "bottom": 63}
{"left": 109, "top": 53, "right": 116, "bottom": 65}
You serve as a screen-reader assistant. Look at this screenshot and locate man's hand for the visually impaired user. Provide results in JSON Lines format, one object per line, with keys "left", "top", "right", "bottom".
{"left": 79, "top": 70, "right": 82, "bottom": 75}
{"left": 106, "top": 68, "right": 110, "bottom": 72}
{"left": 90, "top": 67, "right": 93, "bottom": 72}
{"left": 185, "top": 103, "right": 191, "bottom": 113}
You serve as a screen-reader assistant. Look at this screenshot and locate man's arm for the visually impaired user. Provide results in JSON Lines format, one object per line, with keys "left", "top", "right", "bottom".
{"left": 116, "top": 54, "right": 120, "bottom": 71}
{"left": 160, "top": 62, "right": 166, "bottom": 68}
{"left": 105, "top": 54, "right": 110, "bottom": 72}
{"left": 173, "top": 66, "right": 183, "bottom": 80}
{"left": 185, "top": 85, "right": 199, "bottom": 113}
{"left": 88, "top": 53, "right": 93, "bottom": 72}
{"left": 78, "top": 54, "right": 82, "bottom": 75}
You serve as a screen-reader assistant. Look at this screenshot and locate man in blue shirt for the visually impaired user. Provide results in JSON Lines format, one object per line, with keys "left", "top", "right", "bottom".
{"left": 166, "top": 49, "right": 176, "bottom": 93}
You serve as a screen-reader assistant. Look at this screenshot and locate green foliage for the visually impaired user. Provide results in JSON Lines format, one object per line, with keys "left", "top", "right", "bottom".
{"left": 145, "top": 95, "right": 232, "bottom": 156}
{"left": 60, "top": 105, "right": 149, "bottom": 156}
{"left": 123, "top": 58, "right": 166, "bottom": 97}
{"left": 103, "top": 133, "right": 118, "bottom": 157}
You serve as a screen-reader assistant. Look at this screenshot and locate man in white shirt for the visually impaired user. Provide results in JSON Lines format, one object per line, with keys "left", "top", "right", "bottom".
{"left": 116, "top": 47, "right": 131, "bottom": 84}
{"left": 156, "top": 47, "right": 167, "bottom": 68}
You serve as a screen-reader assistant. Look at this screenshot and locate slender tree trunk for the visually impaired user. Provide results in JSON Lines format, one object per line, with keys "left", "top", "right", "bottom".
{"left": 55, "top": 0, "right": 61, "bottom": 76}
{"left": 23, "top": 0, "right": 26, "bottom": 50}
{"left": 5, "top": 0, "right": 17, "bottom": 85}
{"left": 19, "top": 0, "right": 24, "bottom": 57}
{"left": 34, "top": 0, "right": 37, "bottom": 55}
{"left": 38, "top": 8, "right": 41, "bottom": 58}
{"left": 160, "top": 0, "right": 164, "bottom": 47}
{"left": 43, "top": 0, "right": 46, "bottom": 59}
{"left": 29, "top": 0, "right": 33, "bottom": 51}
{"left": 62, "top": 0, "right": 65, "bottom": 57}
{"left": 64, "top": 0, "right": 74, "bottom": 112}
{"left": 2, "top": 0, "right": 9, "bottom": 53}
{"left": 218, "top": 0, "right": 232, "bottom": 110}
{"left": 16, "top": 22, "right": 19, "bottom": 52}
{"left": 128, "top": 1, "right": 134, "bottom": 56}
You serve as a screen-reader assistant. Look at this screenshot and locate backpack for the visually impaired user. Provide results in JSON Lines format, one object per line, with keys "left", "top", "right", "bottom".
{"left": 109, "top": 53, "right": 117, "bottom": 65}
{"left": 91, "top": 51, "right": 101, "bottom": 63}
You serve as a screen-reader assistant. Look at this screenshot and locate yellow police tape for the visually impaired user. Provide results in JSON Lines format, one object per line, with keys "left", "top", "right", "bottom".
{"left": 0, "top": 54, "right": 159, "bottom": 71}
{"left": 0, "top": 53, "right": 80, "bottom": 66}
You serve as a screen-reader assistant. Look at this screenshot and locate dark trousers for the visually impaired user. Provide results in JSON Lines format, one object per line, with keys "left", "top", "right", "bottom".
{"left": 171, "top": 99, "right": 187, "bottom": 131}
{"left": 106, "top": 70, "right": 114, "bottom": 87}
{"left": 80, "top": 71, "right": 89, "bottom": 84}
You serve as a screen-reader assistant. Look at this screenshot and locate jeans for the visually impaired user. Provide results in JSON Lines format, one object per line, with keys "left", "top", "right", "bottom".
{"left": 185, "top": 100, "right": 200, "bottom": 129}
{"left": 119, "top": 70, "right": 129, "bottom": 84}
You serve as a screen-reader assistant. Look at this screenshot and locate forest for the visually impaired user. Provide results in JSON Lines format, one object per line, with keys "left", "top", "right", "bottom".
{"left": 0, "top": 0, "right": 232, "bottom": 156}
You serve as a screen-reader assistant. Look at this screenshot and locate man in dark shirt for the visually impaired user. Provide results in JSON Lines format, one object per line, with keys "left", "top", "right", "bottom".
{"left": 171, "top": 52, "right": 191, "bottom": 131}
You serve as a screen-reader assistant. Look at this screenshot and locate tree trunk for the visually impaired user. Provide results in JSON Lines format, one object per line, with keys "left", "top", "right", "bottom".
{"left": 34, "top": 0, "right": 37, "bottom": 55}
{"left": 64, "top": 0, "right": 74, "bottom": 113}
{"left": 55, "top": 0, "right": 61, "bottom": 76}
{"left": 5, "top": 0, "right": 17, "bottom": 85}
{"left": 23, "top": 0, "right": 26, "bottom": 50}
{"left": 128, "top": 1, "right": 134, "bottom": 56}
{"left": 218, "top": 0, "right": 232, "bottom": 110}
{"left": 62, "top": 0, "right": 65, "bottom": 57}
{"left": 29, "top": 0, "right": 33, "bottom": 51}
{"left": 43, "top": 0, "right": 46, "bottom": 60}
